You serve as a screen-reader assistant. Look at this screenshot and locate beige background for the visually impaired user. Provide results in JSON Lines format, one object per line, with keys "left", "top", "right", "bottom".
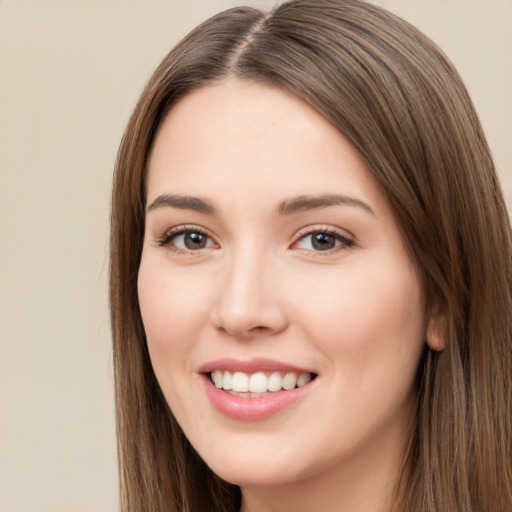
{"left": 0, "top": 1, "right": 510, "bottom": 511}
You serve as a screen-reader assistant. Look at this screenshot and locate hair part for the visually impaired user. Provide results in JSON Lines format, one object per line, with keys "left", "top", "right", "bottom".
{"left": 110, "top": 1, "right": 512, "bottom": 510}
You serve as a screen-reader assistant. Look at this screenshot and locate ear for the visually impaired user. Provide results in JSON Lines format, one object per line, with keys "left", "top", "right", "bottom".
{"left": 425, "top": 308, "right": 447, "bottom": 351}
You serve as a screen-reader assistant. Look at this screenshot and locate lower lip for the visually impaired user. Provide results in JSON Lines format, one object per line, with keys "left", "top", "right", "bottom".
{"left": 201, "top": 374, "right": 315, "bottom": 421}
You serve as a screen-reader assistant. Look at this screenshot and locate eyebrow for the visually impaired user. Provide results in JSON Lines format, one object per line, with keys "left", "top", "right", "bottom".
{"left": 277, "top": 194, "right": 374, "bottom": 216}
{"left": 146, "top": 193, "right": 374, "bottom": 216}
{"left": 146, "top": 194, "right": 218, "bottom": 214}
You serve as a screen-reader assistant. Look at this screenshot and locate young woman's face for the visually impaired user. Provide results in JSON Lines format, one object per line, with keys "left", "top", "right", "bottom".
{"left": 138, "top": 80, "right": 428, "bottom": 492}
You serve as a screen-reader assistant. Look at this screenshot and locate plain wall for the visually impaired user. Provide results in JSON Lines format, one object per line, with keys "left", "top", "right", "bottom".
{"left": 0, "top": 1, "right": 510, "bottom": 511}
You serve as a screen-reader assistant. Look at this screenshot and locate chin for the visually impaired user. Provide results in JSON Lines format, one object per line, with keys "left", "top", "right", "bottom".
{"left": 209, "top": 460, "right": 301, "bottom": 488}
{"left": 192, "top": 438, "right": 303, "bottom": 487}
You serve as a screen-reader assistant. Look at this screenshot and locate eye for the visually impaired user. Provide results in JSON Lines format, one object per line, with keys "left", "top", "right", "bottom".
{"left": 293, "top": 229, "right": 354, "bottom": 252}
{"left": 158, "top": 226, "right": 217, "bottom": 252}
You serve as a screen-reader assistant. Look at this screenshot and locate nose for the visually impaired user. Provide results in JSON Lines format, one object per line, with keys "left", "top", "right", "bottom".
{"left": 211, "top": 247, "right": 288, "bottom": 339}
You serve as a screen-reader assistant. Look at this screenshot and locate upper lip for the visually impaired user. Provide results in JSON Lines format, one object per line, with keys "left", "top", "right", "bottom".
{"left": 198, "top": 357, "right": 316, "bottom": 375}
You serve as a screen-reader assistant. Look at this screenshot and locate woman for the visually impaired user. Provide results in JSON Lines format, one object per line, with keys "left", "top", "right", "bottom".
{"left": 109, "top": 0, "right": 512, "bottom": 510}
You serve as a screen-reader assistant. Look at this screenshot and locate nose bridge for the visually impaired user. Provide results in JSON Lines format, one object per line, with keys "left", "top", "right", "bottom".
{"left": 212, "top": 240, "right": 286, "bottom": 337}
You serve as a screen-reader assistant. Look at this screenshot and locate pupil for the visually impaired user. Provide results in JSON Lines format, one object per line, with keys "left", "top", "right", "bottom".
{"left": 312, "top": 233, "right": 335, "bottom": 250}
{"left": 185, "top": 232, "right": 206, "bottom": 249}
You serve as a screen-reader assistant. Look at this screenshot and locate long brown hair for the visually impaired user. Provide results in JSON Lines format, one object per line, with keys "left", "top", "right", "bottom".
{"left": 109, "top": 1, "right": 512, "bottom": 510}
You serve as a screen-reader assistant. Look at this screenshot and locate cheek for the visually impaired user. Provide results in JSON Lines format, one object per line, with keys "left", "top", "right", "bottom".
{"left": 137, "top": 259, "right": 214, "bottom": 421}
{"left": 137, "top": 259, "right": 210, "bottom": 367}
{"left": 290, "top": 256, "right": 426, "bottom": 376}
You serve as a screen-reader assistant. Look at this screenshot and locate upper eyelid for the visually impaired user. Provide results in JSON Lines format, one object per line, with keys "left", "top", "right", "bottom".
{"left": 293, "top": 224, "right": 354, "bottom": 241}
{"left": 163, "top": 224, "right": 212, "bottom": 237}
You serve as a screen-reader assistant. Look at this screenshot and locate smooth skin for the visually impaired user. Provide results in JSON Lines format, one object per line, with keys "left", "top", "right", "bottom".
{"left": 138, "top": 79, "right": 436, "bottom": 512}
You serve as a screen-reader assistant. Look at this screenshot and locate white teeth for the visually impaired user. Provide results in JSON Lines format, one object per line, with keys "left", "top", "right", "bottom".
{"left": 267, "top": 372, "right": 282, "bottom": 392}
{"left": 232, "top": 372, "right": 249, "bottom": 392}
{"left": 222, "top": 371, "right": 233, "bottom": 390}
{"left": 212, "top": 370, "right": 223, "bottom": 388}
{"left": 282, "top": 373, "right": 297, "bottom": 390}
{"left": 297, "top": 373, "right": 312, "bottom": 387}
{"left": 249, "top": 372, "right": 267, "bottom": 393}
{"left": 210, "top": 370, "right": 314, "bottom": 393}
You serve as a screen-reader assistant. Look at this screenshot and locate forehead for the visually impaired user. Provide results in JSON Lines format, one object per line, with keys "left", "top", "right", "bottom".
{"left": 146, "top": 79, "right": 388, "bottom": 215}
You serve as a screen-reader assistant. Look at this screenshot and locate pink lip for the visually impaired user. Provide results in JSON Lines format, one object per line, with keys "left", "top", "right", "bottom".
{"left": 198, "top": 357, "right": 315, "bottom": 375}
{"left": 198, "top": 358, "right": 317, "bottom": 421}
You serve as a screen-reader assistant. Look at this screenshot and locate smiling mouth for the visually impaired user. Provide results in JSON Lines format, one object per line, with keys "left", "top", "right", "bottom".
{"left": 208, "top": 370, "right": 317, "bottom": 397}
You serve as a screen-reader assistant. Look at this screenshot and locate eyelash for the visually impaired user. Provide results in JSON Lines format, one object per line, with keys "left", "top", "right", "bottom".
{"left": 292, "top": 227, "right": 355, "bottom": 254}
{"left": 157, "top": 225, "right": 355, "bottom": 255}
{"left": 157, "top": 225, "right": 214, "bottom": 253}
